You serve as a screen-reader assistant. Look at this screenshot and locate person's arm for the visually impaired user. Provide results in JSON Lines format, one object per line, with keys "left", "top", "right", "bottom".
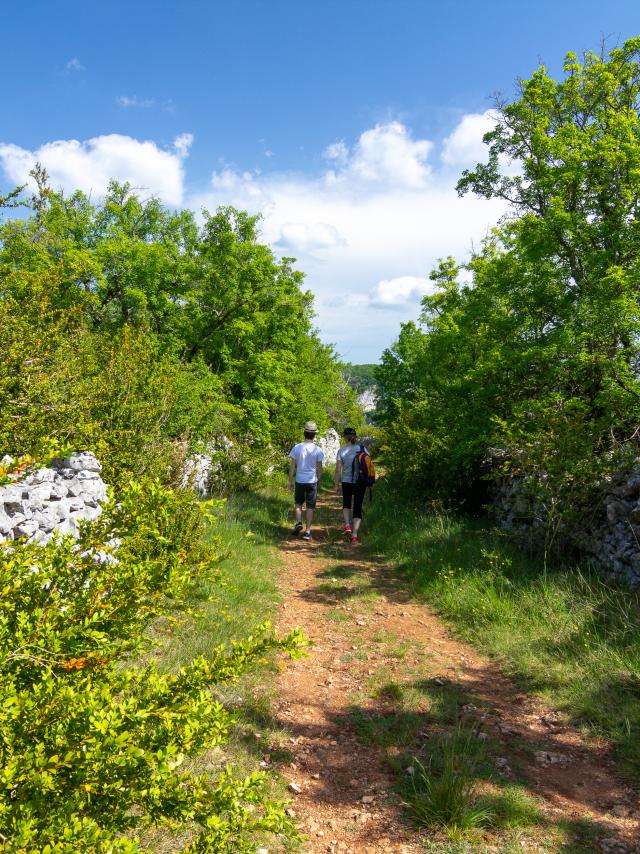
{"left": 288, "top": 456, "right": 296, "bottom": 491}
{"left": 335, "top": 457, "right": 342, "bottom": 492}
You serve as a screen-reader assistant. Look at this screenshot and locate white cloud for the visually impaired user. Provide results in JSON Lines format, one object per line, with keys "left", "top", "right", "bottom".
{"left": 116, "top": 96, "right": 176, "bottom": 112}
{"left": 191, "top": 117, "right": 506, "bottom": 360}
{"left": 370, "top": 275, "right": 434, "bottom": 309}
{"left": 323, "top": 140, "right": 349, "bottom": 166}
{"left": 278, "top": 221, "right": 346, "bottom": 255}
{"left": 173, "top": 133, "right": 193, "bottom": 158}
{"left": 0, "top": 133, "right": 193, "bottom": 206}
{"left": 116, "top": 95, "right": 157, "bottom": 108}
{"left": 0, "top": 115, "right": 510, "bottom": 361}
{"left": 441, "top": 109, "right": 498, "bottom": 168}
{"left": 325, "top": 122, "right": 432, "bottom": 189}
{"left": 66, "top": 57, "right": 84, "bottom": 72}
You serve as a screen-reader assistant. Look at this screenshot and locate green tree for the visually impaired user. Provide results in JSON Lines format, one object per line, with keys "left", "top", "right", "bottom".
{"left": 378, "top": 38, "right": 640, "bottom": 526}
{"left": 0, "top": 176, "right": 358, "bottom": 472}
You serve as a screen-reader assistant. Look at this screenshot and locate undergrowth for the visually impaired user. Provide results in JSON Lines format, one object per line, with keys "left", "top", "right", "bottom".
{"left": 366, "top": 477, "right": 640, "bottom": 778}
{"left": 143, "top": 481, "right": 301, "bottom": 853}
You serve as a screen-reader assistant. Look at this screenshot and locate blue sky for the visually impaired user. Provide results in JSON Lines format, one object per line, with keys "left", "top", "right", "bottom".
{"left": 3, "top": 1, "right": 639, "bottom": 361}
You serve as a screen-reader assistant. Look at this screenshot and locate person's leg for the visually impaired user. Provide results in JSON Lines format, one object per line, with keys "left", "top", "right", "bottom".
{"left": 303, "top": 483, "right": 318, "bottom": 537}
{"left": 342, "top": 482, "right": 354, "bottom": 529}
{"left": 351, "top": 484, "right": 366, "bottom": 539}
{"left": 293, "top": 483, "right": 305, "bottom": 533}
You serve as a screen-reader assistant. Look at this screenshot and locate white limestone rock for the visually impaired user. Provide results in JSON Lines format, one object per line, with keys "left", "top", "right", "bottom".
{"left": 318, "top": 429, "right": 340, "bottom": 466}
{"left": 61, "top": 452, "right": 102, "bottom": 473}
{"left": 14, "top": 520, "right": 40, "bottom": 539}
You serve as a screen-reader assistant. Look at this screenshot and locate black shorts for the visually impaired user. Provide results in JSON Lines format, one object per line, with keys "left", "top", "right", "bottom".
{"left": 295, "top": 481, "right": 318, "bottom": 509}
{"left": 342, "top": 481, "right": 366, "bottom": 519}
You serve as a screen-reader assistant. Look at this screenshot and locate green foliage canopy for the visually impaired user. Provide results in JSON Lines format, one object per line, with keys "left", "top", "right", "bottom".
{"left": 0, "top": 176, "right": 360, "bottom": 479}
{"left": 377, "top": 39, "right": 640, "bottom": 524}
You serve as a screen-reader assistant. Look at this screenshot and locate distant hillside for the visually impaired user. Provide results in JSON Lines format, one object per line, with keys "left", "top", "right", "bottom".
{"left": 343, "top": 363, "right": 378, "bottom": 394}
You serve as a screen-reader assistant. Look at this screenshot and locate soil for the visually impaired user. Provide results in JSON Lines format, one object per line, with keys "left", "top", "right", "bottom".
{"left": 274, "top": 490, "right": 640, "bottom": 854}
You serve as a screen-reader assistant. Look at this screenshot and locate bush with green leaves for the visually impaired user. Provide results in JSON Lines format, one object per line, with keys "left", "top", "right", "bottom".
{"left": 0, "top": 479, "right": 305, "bottom": 852}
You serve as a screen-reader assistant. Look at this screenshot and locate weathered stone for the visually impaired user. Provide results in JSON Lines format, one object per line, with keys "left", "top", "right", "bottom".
{"left": 77, "top": 478, "right": 107, "bottom": 499}
{"left": 4, "top": 512, "right": 25, "bottom": 530}
{"left": 66, "top": 480, "right": 82, "bottom": 497}
{"left": 80, "top": 505, "right": 102, "bottom": 522}
{"left": 606, "top": 500, "right": 628, "bottom": 523}
{"left": 0, "top": 452, "right": 108, "bottom": 545}
{"left": 60, "top": 452, "right": 102, "bottom": 473}
{"left": 13, "top": 520, "right": 40, "bottom": 539}
{"left": 92, "top": 549, "right": 119, "bottom": 566}
{"left": 54, "top": 519, "right": 76, "bottom": 538}
{"left": 48, "top": 484, "right": 66, "bottom": 501}
{"left": 30, "top": 484, "right": 52, "bottom": 502}
{"left": 613, "top": 474, "right": 640, "bottom": 498}
{"left": 29, "top": 528, "right": 54, "bottom": 545}
{"left": 318, "top": 429, "right": 340, "bottom": 466}
{"left": 491, "top": 461, "right": 640, "bottom": 588}
{"left": 31, "top": 510, "right": 58, "bottom": 533}
{"left": 77, "top": 470, "right": 101, "bottom": 481}
{"left": 30, "top": 468, "right": 56, "bottom": 485}
{"left": 52, "top": 499, "right": 71, "bottom": 520}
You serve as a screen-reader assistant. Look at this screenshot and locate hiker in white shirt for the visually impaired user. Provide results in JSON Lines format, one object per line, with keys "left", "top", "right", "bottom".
{"left": 288, "top": 420, "right": 324, "bottom": 541}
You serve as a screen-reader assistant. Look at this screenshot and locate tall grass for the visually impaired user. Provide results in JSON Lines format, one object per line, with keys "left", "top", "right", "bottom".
{"left": 366, "top": 478, "right": 640, "bottom": 777}
{"left": 142, "top": 483, "right": 297, "bottom": 853}
{"left": 407, "top": 726, "right": 493, "bottom": 831}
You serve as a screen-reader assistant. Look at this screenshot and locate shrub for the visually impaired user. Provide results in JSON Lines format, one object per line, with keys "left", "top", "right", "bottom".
{"left": 0, "top": 478, "right": 305, "bottom": 852}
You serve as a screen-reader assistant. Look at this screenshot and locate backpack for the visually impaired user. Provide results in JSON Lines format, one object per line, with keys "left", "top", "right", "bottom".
{"left": 352, "top": 444, "right": 376, "bottom": 493}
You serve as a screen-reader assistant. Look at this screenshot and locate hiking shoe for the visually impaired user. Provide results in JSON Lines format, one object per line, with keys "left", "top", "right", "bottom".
{"left": 343, "top": 524, "right": 352, "bottom": 534}
{"left": 302, "top": 530, "right": 312, "bottom": 541}
{"left": 350, "top": 536, "right": 359, "bottom": 545}
{"left": 292, "top": 522, "right": 303, "bottom": 536}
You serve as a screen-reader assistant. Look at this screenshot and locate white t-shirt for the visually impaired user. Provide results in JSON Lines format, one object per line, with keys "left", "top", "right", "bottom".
{"left": 289, "top": 441, "right": 324, "bottom": 484}
{"left": 337, "top": 443, "right": 361, "bottom": 483}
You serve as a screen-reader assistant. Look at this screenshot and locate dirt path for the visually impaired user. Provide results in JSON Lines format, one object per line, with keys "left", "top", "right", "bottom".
{"left": 274, "top": 491, "right": 640, "bottom": 853}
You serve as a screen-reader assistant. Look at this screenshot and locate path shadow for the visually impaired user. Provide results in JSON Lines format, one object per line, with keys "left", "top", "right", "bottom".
{"left": 290, "top": 482, "right": 640, "bottom": 782}
{"left": 233, "top": 672, "right": 635, "bottom": 852}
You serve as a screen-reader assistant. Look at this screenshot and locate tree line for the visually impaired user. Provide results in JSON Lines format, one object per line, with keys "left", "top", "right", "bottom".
{"left": 376, "top": 38, "right": 640, "bottom": 537}
{"left": 0, "top": 170, "right": 360, "bottom": 485}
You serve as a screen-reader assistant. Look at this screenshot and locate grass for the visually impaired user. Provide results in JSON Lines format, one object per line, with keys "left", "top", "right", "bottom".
{"left": 366, "top": 477, "right": 640, "bottom": 778}
{"left": 141, "top": 481, "right": 300, "bottom": 853}
{"left": 406, "top": 726, "right": 494, "bottom": 832}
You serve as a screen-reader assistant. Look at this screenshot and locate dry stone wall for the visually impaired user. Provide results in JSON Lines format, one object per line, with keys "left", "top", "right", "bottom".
{"left": 490, "top": 465, "right": 640, "bottom": 588}
{"left": 0, "top": 452, "right": 108, "bottom": 545}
